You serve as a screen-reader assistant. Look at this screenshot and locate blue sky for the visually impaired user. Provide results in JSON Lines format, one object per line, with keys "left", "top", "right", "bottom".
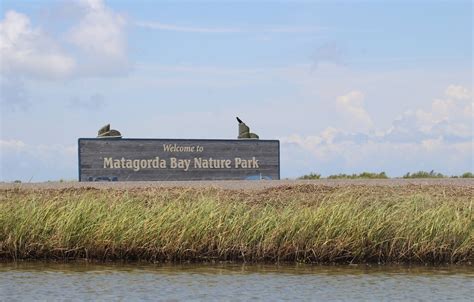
{"left": 0, "top": 0, "right": 472, "bottom": 181}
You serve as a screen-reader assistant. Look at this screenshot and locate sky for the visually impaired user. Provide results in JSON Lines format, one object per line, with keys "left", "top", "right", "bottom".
{"left": 0, "top": 0, "right": 472, "bottom": 181}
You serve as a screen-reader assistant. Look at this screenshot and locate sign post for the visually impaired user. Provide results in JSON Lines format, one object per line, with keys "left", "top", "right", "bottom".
{"left": 78, "top": 138, "right": 280, "bottom": 181}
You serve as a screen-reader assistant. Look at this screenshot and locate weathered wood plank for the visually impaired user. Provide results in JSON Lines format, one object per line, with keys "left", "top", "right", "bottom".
{"left": 79, "top": 138, "right": 280, "bottom": 181}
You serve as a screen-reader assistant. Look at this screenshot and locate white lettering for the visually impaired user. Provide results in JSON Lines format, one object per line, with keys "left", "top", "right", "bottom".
{"left": 104, "top": 157, "right": 113, "bottom": 168}
{"left": 103, "top": 156, "right": 259, "bottom": 171}
{"left": 235, "top": 157, "right": 259, "bottom": 169}
{"left": 170, "top": 157, "right": 191, "bottom": 171}
{"left": 163, "top": 144, "right": 196, "bottom": 153}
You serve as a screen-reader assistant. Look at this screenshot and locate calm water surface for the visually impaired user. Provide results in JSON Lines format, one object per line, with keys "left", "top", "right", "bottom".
{"left": 0, "top": 262, "right": 472, "bottom": 301}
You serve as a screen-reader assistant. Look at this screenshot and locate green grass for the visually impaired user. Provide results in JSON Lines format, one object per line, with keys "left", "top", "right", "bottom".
{"left": 298, "top": 171, "right": 473, "bottom": 179}
{"left": 298, "top": 171, "right": 388, "bottom": 179}
{"left": 403, "top": 170, "right": 446, "bottom": 179}
{"left": 0, "top": 185, "right": 472, "bottom": 264}
{"left": 298, "top": 173, "right": 321, "bottom": 179}
{"left": 327, "top": 172, "right": 389, "bottom": 179}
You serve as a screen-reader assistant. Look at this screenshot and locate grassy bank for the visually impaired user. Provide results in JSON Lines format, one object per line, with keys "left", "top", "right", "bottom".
{"left": 0, "top": 185, "right": 472, "bottom": 264}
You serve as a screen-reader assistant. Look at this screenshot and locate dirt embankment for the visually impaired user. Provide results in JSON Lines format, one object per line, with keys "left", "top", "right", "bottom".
{"left": 1, "top": 178, "right": 472, "bottom": 191}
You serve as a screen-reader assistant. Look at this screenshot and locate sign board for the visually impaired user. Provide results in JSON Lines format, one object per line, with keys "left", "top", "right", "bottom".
{"left": 78, "top": 138, "right": 280, "bottom": 181}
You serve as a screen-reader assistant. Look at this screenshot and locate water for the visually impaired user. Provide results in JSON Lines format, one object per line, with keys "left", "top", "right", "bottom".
{"left": 0, "top": 263, "right": 472, "bottom": 301}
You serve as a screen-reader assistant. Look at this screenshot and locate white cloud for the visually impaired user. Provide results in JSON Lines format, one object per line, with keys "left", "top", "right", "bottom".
{"left": 81, "top": 0, "right": 105, "bottom": 10}
{"left": 445, "top": 85, "right": 471, "bottom": 100}
{"left": 386, "top": 84, "right": 473, "bottom": 141}
{"left": 421, "top": 137, "right": 443, "bottom": 151}
{"left": 336, "top": 90, "right": 373, "bottom": 131}
{"left": 281, "top": 85, "right": 473, "bottom": 176}
{"left": 0, "top": 0, "right": 129, "bottom": 82}
{"left": 0, "top": 139, "right": 26, "bottom": 151}
{"left": 136, "top": 21, "right": 242, "bottom": 33}
{"left": 136, "top": 21, "right": 323, "bottom": 34}
{"left": 69, "top": 0, "right": 127, "bottom": 60}
{"left": 0, "top": 1, "right": 130, "bottom": 109}
{"left": 0, "top": 10, "right": 75, "bottom": 79}
{"left": 281, "top": 133, "right": 472, "bottom": 177}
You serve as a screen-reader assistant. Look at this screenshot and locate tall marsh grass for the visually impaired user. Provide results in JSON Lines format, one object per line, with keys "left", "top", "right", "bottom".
{"left": 0, "top": 185, "right": 472, "bottom": 263}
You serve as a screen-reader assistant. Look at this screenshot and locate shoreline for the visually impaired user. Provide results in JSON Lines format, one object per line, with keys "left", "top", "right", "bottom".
{"left": 1, "top": 258, "right": 472, "bottom": 266}
{"left": 1, "top": 178, "right": 473, "bottom": 191}
{"left": 1, "top": 260, "right": 472, "bottom": 270}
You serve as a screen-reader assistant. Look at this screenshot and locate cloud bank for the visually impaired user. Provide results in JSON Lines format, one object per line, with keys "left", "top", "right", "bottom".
{"left": 281, "top": 84, "right": 473, "bottom": 177}
{"left": 0, "top": 0, "right": 129, "bottom": 81}
{"left": 0, "top": 10, "right": 75, "bottom": 79}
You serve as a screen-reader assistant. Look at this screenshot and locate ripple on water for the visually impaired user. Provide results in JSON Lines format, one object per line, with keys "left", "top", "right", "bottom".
{"left": 0, "top": 263, "right": 473, "bottom": 301}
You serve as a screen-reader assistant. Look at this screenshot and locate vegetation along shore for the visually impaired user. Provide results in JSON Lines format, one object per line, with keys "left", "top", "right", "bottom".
{"left": 0, "top": 182, "right": 472, "bottom": 264}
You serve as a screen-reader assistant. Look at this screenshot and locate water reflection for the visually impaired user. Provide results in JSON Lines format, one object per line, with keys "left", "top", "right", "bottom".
{"left": 1, "top": 262, "right": 472, "bottom": 301}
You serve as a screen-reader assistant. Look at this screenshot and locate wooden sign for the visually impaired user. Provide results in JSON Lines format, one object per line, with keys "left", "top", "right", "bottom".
{"left": 78, "top": 138, "right": 280, "bottom": 181}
